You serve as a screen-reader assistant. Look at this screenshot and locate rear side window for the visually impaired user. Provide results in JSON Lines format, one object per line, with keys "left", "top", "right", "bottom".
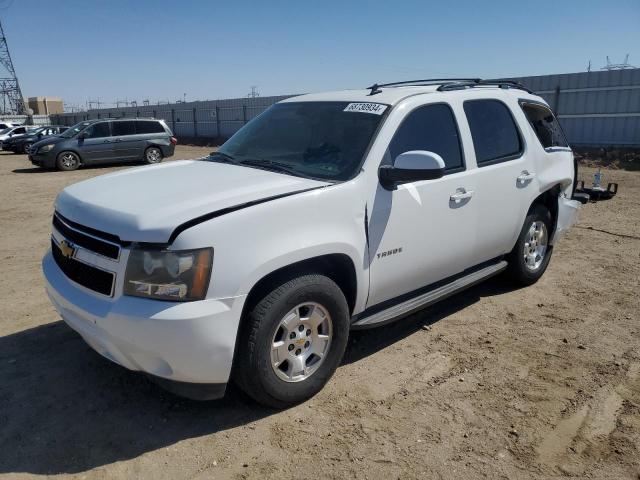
{"left": 389, "top": 103, "right": 464, "bottom": 172}
{"left": 85, "top": 122, "right": 110, "bottom": 138}
{"left": 521, "top": 103, "right": 568, "bottom": 149}
{"left": 464, "top": 99, "right": 522, "bottom": 166}
{"left": 111, "top": 121, "right": 137, "bottom": 136}
{"left": 136, "top": 120, "right": 165, "bottom": 134}
{"left": 13, "top": 127, "right": 26, "bottom": 134}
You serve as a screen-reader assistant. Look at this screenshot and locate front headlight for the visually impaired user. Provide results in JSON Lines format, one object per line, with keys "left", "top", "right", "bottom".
{"left": 124, "top": 248, "right": 213, "bottom": 301}
{"left": 39, "top": 144, "right": 55, "bottom": 153}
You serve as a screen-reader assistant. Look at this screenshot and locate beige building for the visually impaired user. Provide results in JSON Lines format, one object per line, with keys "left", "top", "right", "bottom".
{"left": 25, "top": 97, "right": 64, "bottom": 115}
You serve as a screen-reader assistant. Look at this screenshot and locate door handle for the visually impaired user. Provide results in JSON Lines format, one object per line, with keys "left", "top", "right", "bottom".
{"left": 450, "top": 187, "right": 474, "bottom": 203}
{"left": 517, "top": 170, "right": 535, "bottom": 185}
{"left": 103, "top": 139, "right": 112, "bottom": 143}
{"left": 114, "top": 138, "right": 124, "bottom": 142}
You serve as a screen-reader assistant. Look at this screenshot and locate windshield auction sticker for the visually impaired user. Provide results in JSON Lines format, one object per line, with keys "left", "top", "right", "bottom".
{"left": 343, "top": 103, "right": 388, "bottom": 115}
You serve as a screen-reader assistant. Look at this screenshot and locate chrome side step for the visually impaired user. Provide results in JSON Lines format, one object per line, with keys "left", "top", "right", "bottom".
{"left": 352, "top": 260, "right": 508, "bottom": 329}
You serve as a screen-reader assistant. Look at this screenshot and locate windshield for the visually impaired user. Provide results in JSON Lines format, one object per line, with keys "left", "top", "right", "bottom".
{"left": 207, "top": 102, "right": 387, "bottom": 181}
{"left": 59, "top": 121, "right": 94, "bottom": 138}
{"left": 31, "top": 127, "right": 46, "bottom": 135}
{"left": 0, "top": 128, "right": 10, "bottom": 135}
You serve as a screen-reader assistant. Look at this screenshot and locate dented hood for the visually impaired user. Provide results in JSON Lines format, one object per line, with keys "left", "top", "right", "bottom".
{"left": 55, "top": 160, "right": 328, "bottom": 243}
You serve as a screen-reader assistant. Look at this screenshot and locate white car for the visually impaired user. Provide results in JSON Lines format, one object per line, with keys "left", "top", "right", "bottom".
{"left": 0, "top": 125, "right": 39, "bottom": 142}
{"left": 0, "top": 122, "right": 21, "bottom": 130}
{"left": 43, "top": 79, "right": 582, "bottom": 407}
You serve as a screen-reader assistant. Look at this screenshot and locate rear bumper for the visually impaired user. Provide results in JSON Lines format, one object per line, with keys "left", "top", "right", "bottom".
{"left": 552, "top": 196, "right": 581, "bottom": 244}
{"left": 161, "top": 144, "right": 175, "bottom": 158}
{"left": 43, "top": 250, "right": 246, "bottom": 394}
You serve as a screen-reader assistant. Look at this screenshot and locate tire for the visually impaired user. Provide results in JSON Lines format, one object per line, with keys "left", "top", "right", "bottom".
{"left": 234, "top": 274, "right": 350, "bottom": 409}
{"left": 506, "top": 204, "right": 553, "bottom": 286}
{"left": 144, "top": 146, "right": 163, "bottom": 164}
{"left": 56, "top": 151, "right": 81, "bottom": 171}
{"left": 22, "top": 143, "right": 32, "bottom": 154}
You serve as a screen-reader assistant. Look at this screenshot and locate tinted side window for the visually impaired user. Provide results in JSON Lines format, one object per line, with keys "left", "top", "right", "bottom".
{"left": 136, "top": 120, "right": 165, "bottom": 134}
{"left": 85, "top": 122, "right": 110, "bottom": 138}
{"left": 464, "top": 100, "right": 522, "bottom": 165}
{"left": 13, "top": 127, "right": 26, "bottom": 134}
{"left": 111, "top": 121, "right": 137, "bottom": 136}
{"left": 389, "top": 104, "right": 464, "bottom": 172}
{"left": 521, "top": 103, "right": 568, "bottom": 148}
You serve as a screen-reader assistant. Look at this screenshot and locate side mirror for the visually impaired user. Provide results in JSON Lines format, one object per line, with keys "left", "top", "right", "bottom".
{"left": 77, "top": 131, "right": 88, "bottom": 140}
{"left": 378, "top": 151, "right": 446, "bottom": 190}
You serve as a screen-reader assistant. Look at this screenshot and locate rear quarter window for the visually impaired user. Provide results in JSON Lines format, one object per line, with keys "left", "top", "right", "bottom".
{"left": 463, "top": 99, "right": 523, "bottom": 166}
{"left": 136, "top": 121, "right": 166, "bottom": 134}
{"left": 521, "top": 102, "right": 568, "bottom": 149}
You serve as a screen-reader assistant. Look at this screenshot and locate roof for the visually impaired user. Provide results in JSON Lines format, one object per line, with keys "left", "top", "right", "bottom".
{"left": 281, "top": 79, "right": 539, "bottom": 106}
{"left": 281, "top": 86, "right": 442, "bottom": 106}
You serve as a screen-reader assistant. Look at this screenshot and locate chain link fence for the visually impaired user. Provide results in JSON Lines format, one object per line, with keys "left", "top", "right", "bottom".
{"left": 0, "top": 114, "right": 52, "bottom": 126}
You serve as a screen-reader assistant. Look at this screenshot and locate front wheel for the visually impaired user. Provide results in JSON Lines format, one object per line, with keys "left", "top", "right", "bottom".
{"left": 506, "top": 204, "right": 553, "bottom": 286}
{"left": 233, "top": 274, "right": 350, "bottom": 408}
{"left": 56, "top": 151, "right": 80, "bottom": 171}
{"left": 22, "top": 142, "right": 33, "bottom": 154}
{"left": 144, "top": 146, "right": 163, "bottom": 164}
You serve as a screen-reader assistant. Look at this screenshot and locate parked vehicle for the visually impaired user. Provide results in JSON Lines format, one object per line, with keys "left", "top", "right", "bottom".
{"left": 29, "top": 118, "right": 176, "bottom": 170}
{"left": 0, "top": 125, "right": 40, "bottom": 144}
{"left": 2, "top": 125, "right": 68, "bottom": 154}
{"left": 0, "top": 122, "right": 22, "bottom": 130}
{"left": 43, "top": 79, "right": 582, "bottom": 407}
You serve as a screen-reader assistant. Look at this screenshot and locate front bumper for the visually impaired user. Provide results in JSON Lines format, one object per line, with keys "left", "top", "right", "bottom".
{"left": 29, "top": 151, "right": 56, "bottom": 168}
{"left": 43, "top": 251, "right": 246, "bottom": 396}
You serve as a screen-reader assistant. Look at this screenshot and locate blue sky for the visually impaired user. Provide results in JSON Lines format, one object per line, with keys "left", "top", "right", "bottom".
{"left": 2, "top": 0, "right": 639, "bottom": 108}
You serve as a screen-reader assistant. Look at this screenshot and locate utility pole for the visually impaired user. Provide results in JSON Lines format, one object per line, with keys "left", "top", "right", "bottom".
{"left": 0, "top": 20, "right": 25, "bottom": 114}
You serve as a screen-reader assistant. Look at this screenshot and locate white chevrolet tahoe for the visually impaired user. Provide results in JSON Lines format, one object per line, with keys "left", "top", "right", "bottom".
{"left": 44, "top": 79, "right": 582, "bottom": 408}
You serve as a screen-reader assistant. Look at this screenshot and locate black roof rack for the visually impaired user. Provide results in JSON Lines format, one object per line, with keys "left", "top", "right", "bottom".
{"left": 437, "top": 79, "right": 532, "bottom": 93}
{"left": 366, "top": 78, "right": 532, "bottom": 95}
{"left": 367, "top": 78, "right": 481, "bottom": 95}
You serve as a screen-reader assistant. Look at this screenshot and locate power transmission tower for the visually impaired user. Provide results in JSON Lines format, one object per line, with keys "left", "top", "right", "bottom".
{"left": 0, "top": 20, "right": 25, "bottom": 114}
{"left": 247, "top": 86, "right": 260, "bottom": 98}
{"left": 601, "top": 54, "right": 635, "bottom": 70}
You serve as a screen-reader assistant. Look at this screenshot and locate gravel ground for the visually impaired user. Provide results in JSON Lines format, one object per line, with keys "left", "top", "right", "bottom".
{"left": 0, "top": 146, "right": 638, "bottom": 479}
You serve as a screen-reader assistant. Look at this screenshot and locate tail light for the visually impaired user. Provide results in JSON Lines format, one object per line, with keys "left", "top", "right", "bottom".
{"left": 170, "top": 137, "right": 177, "bottom": 145}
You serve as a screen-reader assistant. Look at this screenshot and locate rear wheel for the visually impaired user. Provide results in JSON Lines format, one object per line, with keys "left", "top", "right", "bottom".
{"left": 506, "top": 204, "right": 553, "bottom": 286}
{"left": 234, "top": 274, "right": 350, "bottom": 408}
{"left": 144, "top": 146, "right": 163, "bottom": 164}
{"left": 56, "top": 151, "right": 80, "bottom": 171}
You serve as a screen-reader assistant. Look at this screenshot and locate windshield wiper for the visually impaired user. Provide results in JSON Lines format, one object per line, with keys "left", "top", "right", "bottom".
{"left": 238, "top": 158, "right": 305, "bottom": 177}
{"left": 206, "top": 151, "right": 237, "bottom": 164}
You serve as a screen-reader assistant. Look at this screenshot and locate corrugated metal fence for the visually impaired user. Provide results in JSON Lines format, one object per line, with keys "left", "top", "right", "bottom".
{"left": 50, "top": 95, "right": 293, "bottom": 140}
{"left": 512, "top": 69, "right": 640, "bottom": 147}
{"left": 50, "top": 68, "right": 640, "bottom": 147}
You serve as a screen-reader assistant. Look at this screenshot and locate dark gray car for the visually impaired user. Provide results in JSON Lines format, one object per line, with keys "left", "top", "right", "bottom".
{"left": 29, "top": 118, "right": 176, "bottom": 171}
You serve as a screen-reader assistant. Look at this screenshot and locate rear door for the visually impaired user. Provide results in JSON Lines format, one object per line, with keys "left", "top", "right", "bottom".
{"left": 79, "top": 121, "right": 114, "bottom": 163}
{"left": 111, "top": 120, "right": 144, "bottom": 161}
{"left": 461, "top": 96, "right": 536, "bottom": 262}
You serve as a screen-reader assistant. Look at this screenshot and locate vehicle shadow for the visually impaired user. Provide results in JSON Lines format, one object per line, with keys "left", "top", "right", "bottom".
{"left": 0, "top": 275, "right": 518, "bottom": 475}
{"left": 343, "top": 275, "right": 519, "bottom": 365}
{"left": 12, "top": 162, "right": 141, "bottom": 174}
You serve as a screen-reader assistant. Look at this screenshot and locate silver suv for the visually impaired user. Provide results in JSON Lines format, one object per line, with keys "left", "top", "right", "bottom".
{"left": 29, "top": 118, "right": 176, "bottom": 171}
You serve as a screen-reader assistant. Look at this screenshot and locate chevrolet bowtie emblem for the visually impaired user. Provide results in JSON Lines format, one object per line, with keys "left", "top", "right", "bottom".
{"left": 59, "top": 240, "right": 75, "bottom": 259}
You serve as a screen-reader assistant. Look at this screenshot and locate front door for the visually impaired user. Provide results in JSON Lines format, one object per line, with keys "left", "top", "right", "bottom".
{"left": 367, "top": 103, "right": 478, "bottom": 308}
{"left": 78, "top": 121, "right": 114, "bottom": 163}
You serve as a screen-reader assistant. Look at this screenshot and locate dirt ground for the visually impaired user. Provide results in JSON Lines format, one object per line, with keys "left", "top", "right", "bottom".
{"left": 0, "top": 146, "right": 638, "bottom": 480}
